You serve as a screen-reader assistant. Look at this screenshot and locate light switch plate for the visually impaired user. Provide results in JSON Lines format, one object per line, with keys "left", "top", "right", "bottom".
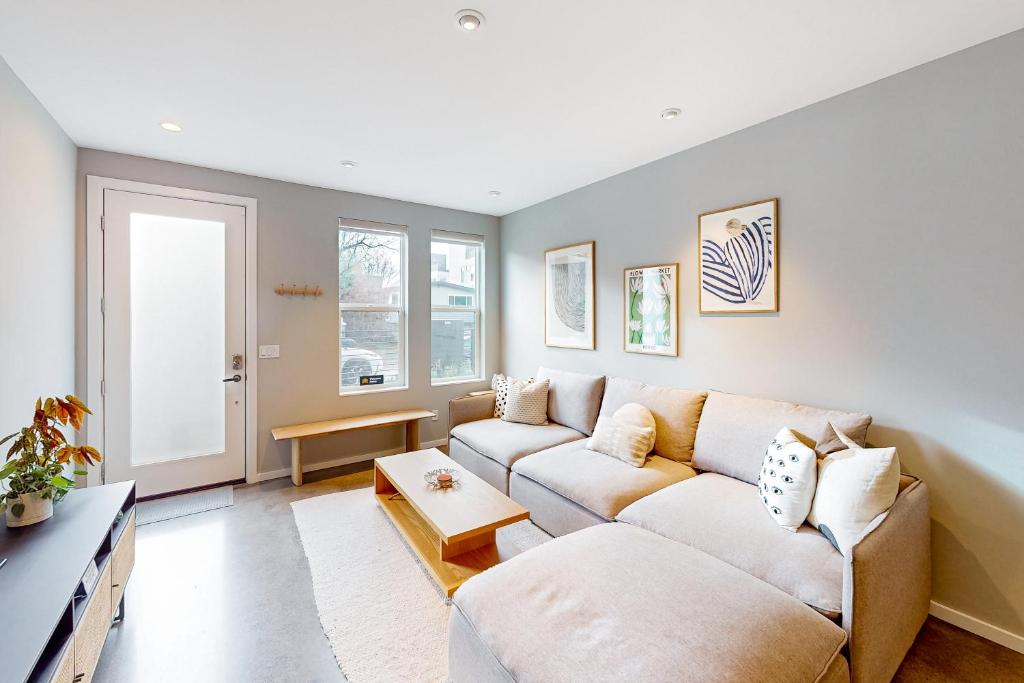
{"left": 259, "top": 345, "right": 280, "bottom": 359}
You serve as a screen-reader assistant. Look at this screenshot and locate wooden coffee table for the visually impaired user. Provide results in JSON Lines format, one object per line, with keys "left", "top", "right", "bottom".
{"left": 374, "top": 448, "right": 529, "bottom": 597}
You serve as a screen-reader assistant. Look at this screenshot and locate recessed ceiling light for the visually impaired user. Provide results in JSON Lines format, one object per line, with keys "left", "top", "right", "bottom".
{"left": 340, "top": 160, "right": 358, "bottom": 168}
{"left": 488, "top": 190, "right": 502, "bottom": 197}
{"left": 660, "top": 108, "right": 682, "bottom": 120}
{"left": 160, "top": 121, "right": 183, "bottom": 132}
{"left": 455, "top": 9, "right": 485, "bottom": 31}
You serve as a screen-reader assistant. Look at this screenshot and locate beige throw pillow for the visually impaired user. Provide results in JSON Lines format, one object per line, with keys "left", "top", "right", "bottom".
{"left": 807, "top": 423, "right": 901, "bottom": 555}
{"left": 757, "top": 428, "right": 818, "bottom": 532}
{"left": 501, "top": 378, "right": 549, "bottom": 425}
{"left": 587, "top": 403, "right": 656, "bottom": 467}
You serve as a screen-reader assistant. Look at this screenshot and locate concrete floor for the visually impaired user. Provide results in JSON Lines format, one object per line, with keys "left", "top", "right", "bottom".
{"left": 93, "top": 465, "right": 370, "bottom": 683}
{"left": 94, "top": 465, "right": 1024, "bottom": 683}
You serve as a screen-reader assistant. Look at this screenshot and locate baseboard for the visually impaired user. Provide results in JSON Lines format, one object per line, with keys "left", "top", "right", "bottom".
{"left": 255, "top": 438, "right": 447, "bottom": 482}
{"left": 930, "top": 600, "right": 1024, "bottom": 654}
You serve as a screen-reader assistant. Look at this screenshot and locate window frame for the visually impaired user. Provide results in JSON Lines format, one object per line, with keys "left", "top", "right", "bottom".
{"left": 430, "top": 230, "right": 485, "bottom": 386}
{"left": 338, "top": 219, "right": 409, "bottom": 395}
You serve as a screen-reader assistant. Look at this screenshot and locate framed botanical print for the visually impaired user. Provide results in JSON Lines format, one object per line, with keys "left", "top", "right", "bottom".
{"left": 545, "top": 241, "right": 595, "bottom": 349}
{"left": 624, "top": 263, "right": 678, "bottom": 356}
{"left": 699, "top": 198, "right": 778, "bottom": 313}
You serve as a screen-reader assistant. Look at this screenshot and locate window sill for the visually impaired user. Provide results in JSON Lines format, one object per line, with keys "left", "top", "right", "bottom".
{"left": 431, "top": 377, "right": 487, "bottom": 388}
{"left": 340, "top": 384, "right": 409, "bottom": 397}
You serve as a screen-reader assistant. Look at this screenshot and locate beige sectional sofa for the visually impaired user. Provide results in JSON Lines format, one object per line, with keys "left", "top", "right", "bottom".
{"left": 446, "top": 368, "right": 931, "bottom": 683}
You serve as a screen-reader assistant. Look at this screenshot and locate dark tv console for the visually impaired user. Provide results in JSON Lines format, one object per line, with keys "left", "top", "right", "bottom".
{"left": 0, "top": 481, "right": 136, "bottom": 683}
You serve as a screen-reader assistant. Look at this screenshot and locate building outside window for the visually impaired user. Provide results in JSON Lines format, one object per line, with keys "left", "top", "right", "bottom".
{"left": 431, "top": 231, "right": 483, "bottom": 384}
{"left": 338, "top": 219, "right": 407, "bottom": 393}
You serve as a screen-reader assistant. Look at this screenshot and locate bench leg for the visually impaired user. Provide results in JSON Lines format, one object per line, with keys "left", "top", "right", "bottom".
{"left": 406, "top": 420, "right": 420, "bottom": 452}
{"left": 291, "top": 439, "right": 303, "bottom": 486}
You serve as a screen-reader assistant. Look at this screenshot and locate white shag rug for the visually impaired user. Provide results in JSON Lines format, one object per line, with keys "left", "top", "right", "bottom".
{"left": 291, "top": 487, "right": 551, "bottom": 683}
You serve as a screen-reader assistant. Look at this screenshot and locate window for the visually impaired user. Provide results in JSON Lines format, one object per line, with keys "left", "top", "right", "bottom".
{"left": 339, "top": 219, "right": 407, "bottom": 393}
{"left": 431, "top": 231, "right": 483, "bottom": 384}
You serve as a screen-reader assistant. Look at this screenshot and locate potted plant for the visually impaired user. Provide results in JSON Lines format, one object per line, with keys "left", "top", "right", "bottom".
{"left": 0, "top": 395, "right": 102, "bottom": 528}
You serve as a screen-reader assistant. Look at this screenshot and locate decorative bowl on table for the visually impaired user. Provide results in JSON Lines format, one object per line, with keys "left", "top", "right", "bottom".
{"left": 424, "top": 467, "right": 461, "bottom": 489}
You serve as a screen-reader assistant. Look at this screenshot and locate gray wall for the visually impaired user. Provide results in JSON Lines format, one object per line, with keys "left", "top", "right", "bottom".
{"left": 501, "top": 32, "right": 1024, "bottom": 639}
{"left": 0, "top": 57, "right": 77, "bottom": 438}
{"left": 76, "top": 150, "right": 500, "bottom": 476}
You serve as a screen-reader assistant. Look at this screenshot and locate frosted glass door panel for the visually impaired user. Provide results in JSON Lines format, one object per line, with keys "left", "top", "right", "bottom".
{"left": 129, "top": 212, "right": 226, "bottom": 465}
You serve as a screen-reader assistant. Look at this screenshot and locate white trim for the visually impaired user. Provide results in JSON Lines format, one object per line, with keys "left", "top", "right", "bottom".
{"left": 430, "top": 378, "right": 488, "bottom": 388}
{"left": 85, "top": 176, "right": 259, "bottom": 486}
{"left": 340, "top": 384, "right": 410, "bottom": 397}
{"left": 431, "top": 228, "right": 484, "bottom": 244}
{"left": 930, "top": 601, "right": 1024, "bottom": 654}
{"left": 253, "top": 438, "right": 447, "bottom": 482}
{"left": 338, "top": 217, "right": 407, "bottom": 234}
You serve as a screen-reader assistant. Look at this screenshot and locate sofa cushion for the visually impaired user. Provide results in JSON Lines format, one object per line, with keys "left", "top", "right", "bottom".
{"left": 536, "top": 367, "right": 606, "bottom": 435}
{"left": 692, "top": 391, "right": 872, "bottom": 485}
{"left": 511, "top": 440, "right": 696, "bottom": 520}
{"left": 617, "top": 473, "right": 844, "bottom": 618}
{"left": 451, "top": 523, "right": 848, "bottom": 683}
{"left": 450, "top": 418, "right": 584, "bottom": 468}
{"left": 598, "top": 377, "right": 707, "bottom": 463}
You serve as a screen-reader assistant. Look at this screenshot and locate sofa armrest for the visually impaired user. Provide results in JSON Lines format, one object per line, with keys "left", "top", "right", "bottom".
{"left": 843, "top": 479, "right": 930, "bottom": 683}
{"left": 448, "top": 392, "right": 497, "bottom": 436}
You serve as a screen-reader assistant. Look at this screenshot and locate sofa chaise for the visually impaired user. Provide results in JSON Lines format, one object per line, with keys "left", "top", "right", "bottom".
{"left": 446, "top": 368, "right": 931, "bottom": 682}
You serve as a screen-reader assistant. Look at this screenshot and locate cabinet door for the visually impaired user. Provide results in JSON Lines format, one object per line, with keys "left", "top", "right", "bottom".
{"left": 74, "top": 561, "right": 112, "bottom": 683}
{"left": 51, "top": 639, "right": 75, "bottom": 683}
{"left": 111, "top": 509, "right": 136, "bottom": 616}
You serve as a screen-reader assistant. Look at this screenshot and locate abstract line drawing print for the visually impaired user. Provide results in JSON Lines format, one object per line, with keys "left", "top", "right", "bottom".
{"left": 550, "top": 261, "right": 587, "bottom": 332}
{"left": 701, "top": 215, "right": 773, "bottom": 304}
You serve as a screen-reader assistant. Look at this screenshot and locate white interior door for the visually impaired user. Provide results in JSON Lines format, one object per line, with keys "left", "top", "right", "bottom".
{"left": 103, "top": 189, "right": 246, "bottom": 497}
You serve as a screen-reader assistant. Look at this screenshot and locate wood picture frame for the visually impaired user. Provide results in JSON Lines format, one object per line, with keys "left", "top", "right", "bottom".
{"left": 698, "top": 198, "right": 779, "bottom": 314}
{"left": 544, "top": 241, "right": 595, "bottom": 350}
{"left": 623, "top": 263, "right": 679, "bottom": 356}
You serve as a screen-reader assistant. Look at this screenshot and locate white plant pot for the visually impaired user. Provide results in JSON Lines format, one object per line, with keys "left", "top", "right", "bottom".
{"left": 5, "top": 491, "right": 54, "bottom": 528}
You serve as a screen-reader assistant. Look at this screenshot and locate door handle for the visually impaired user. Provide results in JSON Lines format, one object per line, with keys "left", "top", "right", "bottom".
{"left": 222, "top": 375, "right": 242, "bottom": 383}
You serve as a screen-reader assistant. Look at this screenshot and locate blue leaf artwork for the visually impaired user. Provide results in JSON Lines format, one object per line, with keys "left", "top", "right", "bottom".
{"left": 701, "top": 216, "right": 773, "bottom": 304}
{"left": 699, "top": 198, "right": 777, "bottom": 312}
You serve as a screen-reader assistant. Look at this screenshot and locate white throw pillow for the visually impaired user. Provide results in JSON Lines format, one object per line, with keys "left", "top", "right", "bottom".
{"left": 757, "top": 428, "right": 818, "bottom": 532}
{"left": 807, "top": 424, "right": 901, "bottom": 555}
{"left": 586, "top": 403, "right": 656, "bottom": 468}
{"left": 501, "top": 378, "right": 550, "bottom": 425}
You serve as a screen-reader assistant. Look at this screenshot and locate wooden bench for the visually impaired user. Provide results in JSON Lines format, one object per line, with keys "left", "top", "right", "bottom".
{"left": 272, "top": 409, "right": 435, "bottom": 486}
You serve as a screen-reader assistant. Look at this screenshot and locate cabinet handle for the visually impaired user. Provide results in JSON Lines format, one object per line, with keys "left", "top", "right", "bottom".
{"left": 73, "top": 675, "right": 84, "bottom": 682}
{"left": 112, "top": 583, "right": 120, "bottom": 588}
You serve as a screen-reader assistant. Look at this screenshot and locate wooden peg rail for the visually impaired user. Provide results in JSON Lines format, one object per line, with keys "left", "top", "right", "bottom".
{"left": 274, "top": 284, "right": 323, "bottom": 297}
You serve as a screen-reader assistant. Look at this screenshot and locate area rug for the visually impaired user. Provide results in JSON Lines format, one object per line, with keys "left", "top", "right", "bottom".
{"left": 291, "top": 487, "right": 551, "bottom": 683}
{"left": 136, "top": 485, "right": 233, "bottom": 526}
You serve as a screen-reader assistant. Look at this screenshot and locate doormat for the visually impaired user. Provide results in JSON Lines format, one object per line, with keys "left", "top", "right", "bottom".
{"left": 137, "top": 485, "right": 234, "bottom": 526}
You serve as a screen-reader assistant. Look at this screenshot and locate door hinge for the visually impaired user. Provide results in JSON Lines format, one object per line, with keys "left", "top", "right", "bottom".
{"left": 100, "top": 215, "right": 106, "bottom": 231}
{"left": 100, "top": 296, "right": 105, "bottom": 316}
{"left": 100, "top": 379, "right": 106, "bottom": 397}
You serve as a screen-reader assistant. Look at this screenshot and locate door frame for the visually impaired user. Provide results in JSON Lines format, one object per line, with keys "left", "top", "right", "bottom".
{"left": 85, "top": 176, "right": 259, "bottom": 487}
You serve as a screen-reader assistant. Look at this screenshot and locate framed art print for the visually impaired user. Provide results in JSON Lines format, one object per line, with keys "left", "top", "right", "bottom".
{"left": 624, "top": 263, "right": 678, "bottom": 356}
{"left": 545, "top": 241, "right": 595, "bottom": 349}
{"left": 699, "top": 198, "right": 778, "bottom": 313}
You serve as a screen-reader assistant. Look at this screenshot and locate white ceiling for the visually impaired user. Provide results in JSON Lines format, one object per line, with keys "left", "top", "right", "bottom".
{"left": 2, "top": 2, "right": 1022, "bottom": 216}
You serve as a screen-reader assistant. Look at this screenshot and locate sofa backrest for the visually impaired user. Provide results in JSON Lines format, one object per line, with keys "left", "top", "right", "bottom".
{"left": 598, "top": 377, "right": 707, "bottom": 463}
{"left": 692, "top": 391, "right": 872, "bottom": 485}
{"left": 536, "top": 367, "right": 606, "bottom": 436}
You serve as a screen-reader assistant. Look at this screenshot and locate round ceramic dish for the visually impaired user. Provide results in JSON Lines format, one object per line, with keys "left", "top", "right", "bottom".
{"left": 424, "top": 467, "right": 461, "bottom": 489}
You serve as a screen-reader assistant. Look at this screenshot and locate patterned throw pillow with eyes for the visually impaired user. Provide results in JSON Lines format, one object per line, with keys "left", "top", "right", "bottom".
{"left": 757, "top": 427, "right": 818, "bottom": 532}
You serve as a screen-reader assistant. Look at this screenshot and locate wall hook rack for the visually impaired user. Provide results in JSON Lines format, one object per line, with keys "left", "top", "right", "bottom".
{"left": 274, "top": 283, "right": 323, "bottom": 297}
